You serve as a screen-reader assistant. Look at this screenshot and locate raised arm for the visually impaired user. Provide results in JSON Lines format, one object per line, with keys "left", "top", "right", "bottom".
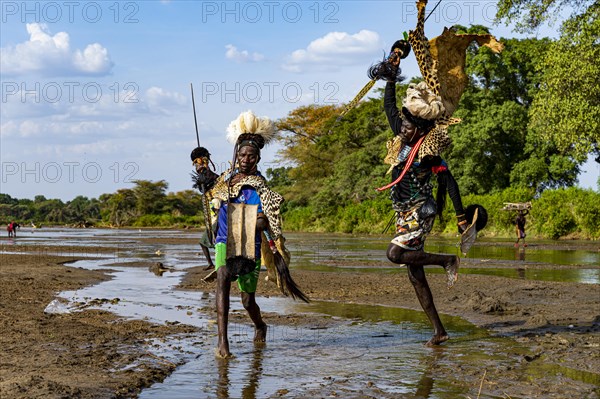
{"left": 384, "top": 82, "right": 403, "bottom": 136}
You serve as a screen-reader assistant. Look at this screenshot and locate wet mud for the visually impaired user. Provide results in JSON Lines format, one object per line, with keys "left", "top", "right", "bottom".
{"left": 1, "top": 232, "right": 599, "bottom": 398}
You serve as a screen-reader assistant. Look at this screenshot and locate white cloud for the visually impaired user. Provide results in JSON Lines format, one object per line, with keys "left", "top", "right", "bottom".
{"left": 225, "top": 44, "right": 264, "bottom": 63}
{"left": 146, "top": 87, "right": 187, "bottom": 111}
{"left": 19, "top": 120, "right": 44, "bottom": 137}
{"left": 0, "top": 23, "right": 113, "bottom": 77}
{"left": 282, "top": 30, "right": 382, "bottom": 73}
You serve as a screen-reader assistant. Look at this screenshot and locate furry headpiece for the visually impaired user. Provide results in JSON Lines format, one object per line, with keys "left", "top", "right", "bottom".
{"left": 190, "top": 146, "right": 211, "bottom": 161}
{"left": 401, "top": 82, "right": 445, "bottom": 132}
{"left": 226, "top": 110, "right": 276, "bottom": 152}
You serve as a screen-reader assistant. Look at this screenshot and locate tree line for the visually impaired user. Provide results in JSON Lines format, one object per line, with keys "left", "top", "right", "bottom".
{"left": 0, "top": 181, "right": 203, "bottom": 228}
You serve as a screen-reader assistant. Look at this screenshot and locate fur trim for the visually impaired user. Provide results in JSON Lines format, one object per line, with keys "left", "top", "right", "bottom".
{"left": 226, "top": 110, "right": 277, "bottom": 146}
{"left": 402, "top": 82, "right": 445, "bottom": 121}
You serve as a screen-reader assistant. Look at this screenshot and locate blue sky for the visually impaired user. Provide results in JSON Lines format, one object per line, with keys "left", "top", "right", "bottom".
{"left": 1, "top": 0, "right": 598, "bottom": 200}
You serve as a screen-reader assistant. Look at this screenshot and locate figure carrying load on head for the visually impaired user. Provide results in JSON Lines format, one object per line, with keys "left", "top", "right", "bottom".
{"left": 191, "top": 110, "right": 308, "bottom": 358}
{"left": 368, "top": 0, "right": 499, "bottom": 345}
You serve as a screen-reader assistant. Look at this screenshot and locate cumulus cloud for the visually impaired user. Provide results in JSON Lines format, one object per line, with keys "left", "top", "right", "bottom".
{"left": 0, "top": 23, "right": 113, "bottom": 77}
{"left": 282, "top": 30, "right": 382, "bottom": 73}
{"left": 146, "top": 87, "right": 187, "bottom": 109}
{"left": 225, "top": 44, "right": 264, "bottom": 63}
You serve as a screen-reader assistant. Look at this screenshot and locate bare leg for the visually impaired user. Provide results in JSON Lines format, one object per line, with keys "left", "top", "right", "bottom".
{"left": 216, "top": 267, "right": 232, "bottom": 357}
{"left": 201, "top": 245, "right": 214, "bottom": 270}
{"left": 241, "top": 292, "right": 267, "bottom": 343}
{"left": 387, "top": 245, "right": 460, "bottom": 288}
{"left": 407, "top": 264, "right": 449, "bottom": 346}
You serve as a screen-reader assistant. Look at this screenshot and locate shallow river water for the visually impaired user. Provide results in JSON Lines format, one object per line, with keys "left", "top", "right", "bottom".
{"left": 3, "top": 227, "right": 599, "bottom": 398}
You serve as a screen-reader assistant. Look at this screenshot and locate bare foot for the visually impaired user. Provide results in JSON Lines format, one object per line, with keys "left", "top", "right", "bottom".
{"left": 254, "top": 323, "right": 267, "bottom": 343}
{"left": 425, "top": 334, "right": 449, "bottom": 346}
{"left": 444, "top": 256, "right": 460, "bottom": 288}
{"left": 203, "top": 264, "right": 214, "bottom": 271}
{"left": 215, "top": 347, "right": 233, "bottom": 359}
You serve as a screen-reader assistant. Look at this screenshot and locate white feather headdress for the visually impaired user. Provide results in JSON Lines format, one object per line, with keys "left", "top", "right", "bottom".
{"left": 226, "top": 110, "right": 277, "bottom": 146}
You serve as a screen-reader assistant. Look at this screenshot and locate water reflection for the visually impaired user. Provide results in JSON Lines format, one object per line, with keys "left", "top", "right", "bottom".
{"left": 212, "top": 345, "right": 448, "bottom": 399}
{"left": 515, "top": 246, "right": 526, "bottom": 262}
{"left": 285, "top": 233, "right": 599, "bottom": 284}
{"left": 412, "top": 350, "right": 445, "bottom": 399}
{"left": 216, "top": 346, "right": 264, "bottom": 399}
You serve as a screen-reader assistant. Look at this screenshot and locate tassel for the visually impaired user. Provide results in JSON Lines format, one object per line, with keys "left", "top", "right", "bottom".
{"left": 264, "top": 231, "right": 309, "bottom": 303}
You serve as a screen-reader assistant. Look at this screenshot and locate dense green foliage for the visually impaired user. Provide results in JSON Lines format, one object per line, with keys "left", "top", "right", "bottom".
{"left": 527, "top": 3, "right": 600, "bottom": 162}
{"left": 276, "top": 184, "right": 600, "bottom": 239}
{"left": 496, "top": 0, "right": 599, "bottom": 164}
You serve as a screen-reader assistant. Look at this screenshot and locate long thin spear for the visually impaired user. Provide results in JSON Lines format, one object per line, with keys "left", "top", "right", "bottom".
{"left": 191, "top": 83, "right": 200, "bottom": 147}
{"left": 190, "top": 83, "right": 214, "bottom": 246}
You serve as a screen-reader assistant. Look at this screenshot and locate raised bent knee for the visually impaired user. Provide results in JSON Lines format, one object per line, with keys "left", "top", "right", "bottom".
{"left": 386, "top": 244, "right": 405, "bottom": 264}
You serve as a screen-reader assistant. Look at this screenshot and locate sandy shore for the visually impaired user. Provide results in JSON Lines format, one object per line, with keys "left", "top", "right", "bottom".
{"left": 1, "top": 240, "right": 599, "bottom": 398}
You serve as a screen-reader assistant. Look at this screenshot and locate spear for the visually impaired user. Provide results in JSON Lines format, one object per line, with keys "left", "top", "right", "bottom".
{"left": 191, "top": 83, "right": 200, "bottom": 147}
{"left": 190, "top": 83, "right": 214, "bottom": 246}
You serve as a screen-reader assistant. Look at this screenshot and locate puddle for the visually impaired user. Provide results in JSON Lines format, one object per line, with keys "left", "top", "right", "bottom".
{"left": 34, "top": 235, "right": 482, "bottom": 398}
{"left": 284, "top": 233, "right": 600, "bottom": 284}
{"left": 139, "top": 322, "right": 471, "bottom": 399}
{"left": 6, "top": 227, "right": 596, "bottom": 397}
{"left": 137, "top": 299, "right": 492, "bottom": 399}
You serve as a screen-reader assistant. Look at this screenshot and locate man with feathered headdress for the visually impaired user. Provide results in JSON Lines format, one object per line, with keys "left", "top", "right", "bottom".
{"left": 191, "top": 110, "right": 307, "bottom": 358}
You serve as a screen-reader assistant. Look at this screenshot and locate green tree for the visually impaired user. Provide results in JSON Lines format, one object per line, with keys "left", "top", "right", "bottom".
{"left": 104, "top": 189, "right": 137, "bottom": 226}
{"left": 276, "top": 104, "right": 340, "bottom": 206}
{"left": 265, "top": 167, "right": 294, "bottom": 191}
{"left": 495, "top": 0, "right": 594, "bottom": 32}
{"left": 496, "top": 0, "right": 599, "bottom": 166}
{"left": 0, "top": 194, "right": 17, "bottom": 205}
{"left": 65, "top": 196, "right": 101, "bottom": 223}
{"left": 528, "top": 4, "right": 600, "bottom": 162}
{"left": 445, "top": 35, "right": 579, "bottom": 192}
{"left": 34, "top": 199, "right": 66, "bottom": 223}
{"left": 165, "top": 190, "right": 203, "bottom": 217}
{"left": 131, "top": 180, "right": 168, "bottom": 215}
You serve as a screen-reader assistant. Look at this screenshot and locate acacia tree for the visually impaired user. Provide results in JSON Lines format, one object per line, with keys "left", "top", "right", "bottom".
{"left": 275, "top": 104, "right": 340, "bottom": 206}
{"left": 131, "top": 180, "right": 168, "bottom": 215}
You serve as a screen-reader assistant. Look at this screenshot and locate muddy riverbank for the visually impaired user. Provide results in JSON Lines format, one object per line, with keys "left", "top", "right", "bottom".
{"left": 1, "top": 235, "right": 598, "bottom": 398}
